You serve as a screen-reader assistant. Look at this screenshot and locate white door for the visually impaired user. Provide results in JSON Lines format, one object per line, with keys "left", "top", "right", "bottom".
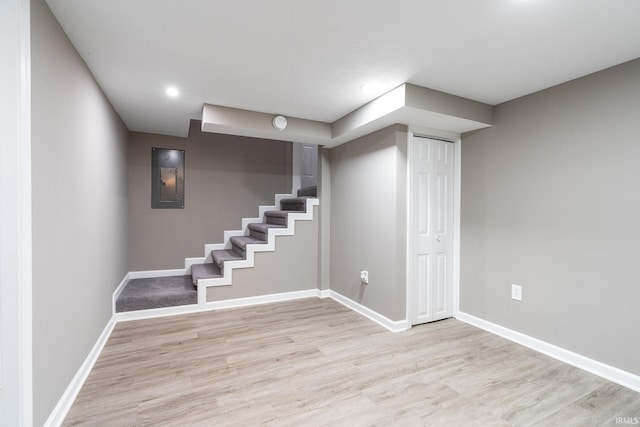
{"left": 410, "top": 135, "right": 454, "bottom": 325}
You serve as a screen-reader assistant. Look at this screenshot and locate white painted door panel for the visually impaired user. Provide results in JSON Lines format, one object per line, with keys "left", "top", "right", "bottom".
{"left": 411, "top": 136, "right": 454, "bottom": 325}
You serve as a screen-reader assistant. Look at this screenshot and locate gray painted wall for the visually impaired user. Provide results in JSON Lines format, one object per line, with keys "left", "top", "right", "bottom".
{"left": 128, "top": 121, "right": 292, "bottom": 270}
{"left": 31, "top": 0, "right": 129, "bottom": 424}
{"left": 461, "top": 58, "right": 640, "bottom": 375}
{"left": 330, "top": 125, "right": 408, "bottom": 321}
{"left": 206, "top": 207, "right": 319, "bottom": 301}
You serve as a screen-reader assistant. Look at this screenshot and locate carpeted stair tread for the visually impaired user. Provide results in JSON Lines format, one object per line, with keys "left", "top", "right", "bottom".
{"left": 297, "top": 186, "right": 317, "bottom": 197}
{"left": 115, "top": 275, "right": 196, "bottom": 312}
{"left": 230, "top": 235, "right": 266, "bottom": 250}
{"left": 248, "top": 222, "right": 286, "bottom": 241}
{"left": 191, "top": 262, "right": 222, "bottom": 284}
{"left": 264, "top": 210, "right": 290, "bottom": 226}
{"left": 280, "top": 197, "right": 307, "bottom": 211}
{"left": 264, "top": 210, "right": 290, "bottom": 218}
{"left": 280, "top": 197, "right": 307, "bottom": 204}
{"left": 211, "top": 249, "right": 245, "bottom": 267}
{"left": 247, "top": 222, "right": 286, "bottom": 233}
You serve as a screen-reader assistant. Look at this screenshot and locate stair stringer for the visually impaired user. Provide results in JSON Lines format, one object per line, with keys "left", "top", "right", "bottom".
{"left": 185, "top": 197, "right": 319, "bottom": 305}
{"left": 183, "top": 192, "right": 296, "bottom": 267}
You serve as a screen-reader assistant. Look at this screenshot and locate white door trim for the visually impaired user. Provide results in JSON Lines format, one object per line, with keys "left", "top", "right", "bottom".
{"left": 452, "top": 136, "right": 461, "bottom": 317}
{"left": 406, "top": 127, "right": 461, "bottom": 326}
{"left": 0, "top": 0, "right": 33, "bottom": 424}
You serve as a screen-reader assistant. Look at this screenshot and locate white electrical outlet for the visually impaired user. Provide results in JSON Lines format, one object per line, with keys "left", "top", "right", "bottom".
{"left": 511, "top": 284, "right": 522, "bottom": 301}
{"left": 360, "top": 270, "right": 369, "bottom": 284}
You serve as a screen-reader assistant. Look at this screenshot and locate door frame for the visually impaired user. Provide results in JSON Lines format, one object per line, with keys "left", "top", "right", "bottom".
{"left": 0, "top": 0, "right": 33, "bottom": 424}
{"left": 406, "top": 126, "right": 461, "bottom": 326}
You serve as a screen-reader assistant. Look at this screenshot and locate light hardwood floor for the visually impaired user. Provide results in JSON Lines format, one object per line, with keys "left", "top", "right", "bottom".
{"left": 63, "top": 298, "right": 640, "bottom": 426}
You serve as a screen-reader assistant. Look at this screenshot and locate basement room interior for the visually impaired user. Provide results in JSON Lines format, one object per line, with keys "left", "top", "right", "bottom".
{"left": 2, "top": 0, "right": 640, "bottom": 426}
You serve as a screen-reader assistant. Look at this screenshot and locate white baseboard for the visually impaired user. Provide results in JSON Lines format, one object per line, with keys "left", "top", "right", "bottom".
{"left": 43, "top": 316, "right": 116, "bottom": 427}
{"left": 455, "top": 311, "right": 640, "bottom": 393}
{"left": 317, "top": 289, "right": 330, "bottom": 298}
{"left": 128, "top": 268, "right": 186, "bottom": 279}
{"left": 114, "top": 288, "right": 403, "bottom": 334}
{"left": 184, "top": 257, "right": 206, "bottom": 271}
{"left": 206, "top": 289, "right": 321, "bottom": 311}
{"left": 115, "top": 289, "right": 322, "bottom": 323}
{"left": 328, "top": 290, "right": 410, "bottom": 333}
{"left": 115, "top": 302, "right": 205, "bottom": 322}
{"left": 111, "top": 273, "right": 130, "bottom": 314}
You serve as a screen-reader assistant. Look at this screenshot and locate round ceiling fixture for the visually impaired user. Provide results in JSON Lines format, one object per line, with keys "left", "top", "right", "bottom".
{"left": 272, "top": 115, "right": 288, "bottom": 131}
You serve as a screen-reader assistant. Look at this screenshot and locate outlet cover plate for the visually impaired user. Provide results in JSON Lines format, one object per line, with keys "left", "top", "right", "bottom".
{"left": 511, "top": 284, "right": 522, "bottom": 301}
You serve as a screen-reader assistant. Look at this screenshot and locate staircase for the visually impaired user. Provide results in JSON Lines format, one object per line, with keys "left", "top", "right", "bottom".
{"left": 116, "top": 186, "right": 318, "bottom": 312}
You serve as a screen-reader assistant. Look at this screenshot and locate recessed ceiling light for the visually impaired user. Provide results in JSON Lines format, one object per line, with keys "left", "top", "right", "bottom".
{"left": 165, "top": 86, "right": 179, "bottom": 98}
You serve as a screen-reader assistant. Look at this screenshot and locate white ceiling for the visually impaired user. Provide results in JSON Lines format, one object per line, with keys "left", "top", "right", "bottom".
{"left": 46, "top": 0, "right": 640, "bottom": 138}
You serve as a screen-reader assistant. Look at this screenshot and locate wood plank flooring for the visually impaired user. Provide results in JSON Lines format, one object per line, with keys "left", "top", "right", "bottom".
{"left": 63, "top": 298, "right": 640, "bottom": 426}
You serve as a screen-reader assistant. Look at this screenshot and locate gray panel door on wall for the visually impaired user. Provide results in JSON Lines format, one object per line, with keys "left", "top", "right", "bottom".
{"left": 300, "top": 144, "right": 318, "bottom": 188}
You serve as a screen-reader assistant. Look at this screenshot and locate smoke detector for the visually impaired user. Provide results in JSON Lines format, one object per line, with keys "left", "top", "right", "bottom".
{"left": 272, "top": 115, "right": 288, "bottom": 131}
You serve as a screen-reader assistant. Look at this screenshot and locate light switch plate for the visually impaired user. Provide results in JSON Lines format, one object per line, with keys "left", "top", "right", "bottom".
{"left": 360, "top": 270, "right": 369, "bottom": 284}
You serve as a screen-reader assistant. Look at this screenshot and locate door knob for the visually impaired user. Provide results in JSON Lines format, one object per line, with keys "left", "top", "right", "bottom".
{"left": 436, "top": 235, "right": 442, "bottom": 242}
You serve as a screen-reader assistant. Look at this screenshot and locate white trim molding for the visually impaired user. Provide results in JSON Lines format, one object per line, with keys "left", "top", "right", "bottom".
{"left": 456, "top": 311, "right": 640, "bottom": 393}
{"left": 205, "top": 289, "right": 321, "bottom": 311}
{"left": 317, "top": 289, "right": 330, "bottom": 299}
{"left": 452, "top": 137, "right": 462, "bottom": 317}
{"left": 113, "top": 287, "right": 407, "bottom": 333}
{"left": 0, "top": 0, "right": 33, "bottom": 424}
{"left": 329, "top": 290, "right": 409, "bottom": 333}
{"left": 111, "top": 273, "right": 130, "bottom": 314}
{"left": 128, "top": 269, "right": 186, "bottom": 280}
{"left": 115, "top": 289, "right": 324, "bottom": 323}
{"left": 43, "top": 317, "right": 116, "bottom": 427}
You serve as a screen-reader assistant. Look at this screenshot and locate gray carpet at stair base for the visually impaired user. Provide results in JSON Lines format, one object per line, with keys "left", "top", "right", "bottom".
{"left": 116, "top": 275, "right": 197, "bottom": 312}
